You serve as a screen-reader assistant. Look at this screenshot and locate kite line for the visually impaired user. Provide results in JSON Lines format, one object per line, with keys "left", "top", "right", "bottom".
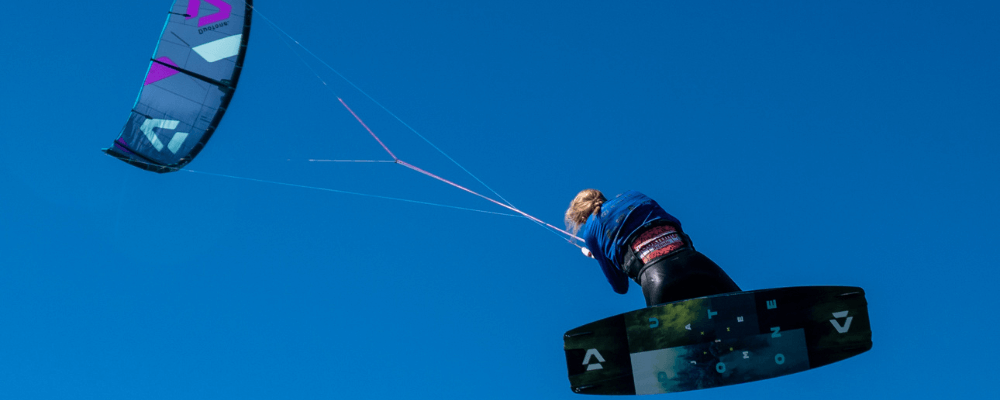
{"left": 244, "top": 2, "right": 585, "bottom": 244}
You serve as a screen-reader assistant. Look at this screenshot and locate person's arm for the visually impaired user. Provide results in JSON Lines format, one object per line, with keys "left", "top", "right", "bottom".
{"left": 586, "top": 238, "right": 629, "bottom": 294}
{"left": 580, "top": 212, "right": 629, "bottom": 294}
{"left": 599, "top": 256, "right": 630, "bottom": 294}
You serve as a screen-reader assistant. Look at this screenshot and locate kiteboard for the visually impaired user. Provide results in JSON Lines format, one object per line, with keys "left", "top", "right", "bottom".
{"left": 563, "top": 286, "right": 872, "bottom": 395}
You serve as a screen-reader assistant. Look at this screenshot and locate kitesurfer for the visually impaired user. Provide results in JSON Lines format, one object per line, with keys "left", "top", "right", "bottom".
{"left": 565, "top": 189, "right": 740, "bottom": 306}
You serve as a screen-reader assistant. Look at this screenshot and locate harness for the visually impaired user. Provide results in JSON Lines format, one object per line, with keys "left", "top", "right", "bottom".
{"left": 621, "top": 221, "right": 694, "bottom": 284}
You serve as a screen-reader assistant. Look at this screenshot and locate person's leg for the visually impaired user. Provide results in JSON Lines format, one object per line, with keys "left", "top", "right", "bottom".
{"left": 639, "top": 250, "right": 741, "bottom": 306}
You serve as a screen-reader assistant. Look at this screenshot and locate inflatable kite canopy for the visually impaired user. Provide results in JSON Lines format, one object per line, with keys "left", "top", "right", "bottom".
{"left": 105, "top": 0, "right": 253, "bottom": 173}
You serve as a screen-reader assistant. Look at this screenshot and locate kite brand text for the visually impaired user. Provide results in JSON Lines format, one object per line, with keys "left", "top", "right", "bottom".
{"left": 198, "top": 21, "right": 229, "bottom": 34}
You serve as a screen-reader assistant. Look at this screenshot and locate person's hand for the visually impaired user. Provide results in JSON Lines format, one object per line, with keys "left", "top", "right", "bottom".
{"left": 581, "top": 247, "right": 594, "bottom": 259}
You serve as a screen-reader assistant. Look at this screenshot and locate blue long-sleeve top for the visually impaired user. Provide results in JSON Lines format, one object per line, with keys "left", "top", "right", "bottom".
{"left": 580, "top": 191, "right": 682, "bottom": 294}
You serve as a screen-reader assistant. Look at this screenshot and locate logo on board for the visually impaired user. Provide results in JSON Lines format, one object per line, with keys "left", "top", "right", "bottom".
{"left": 583, "top": 349, "right": 606, "bottom": 371}
{"left": 829, "top": 310, "right": 854, "bottom": 333}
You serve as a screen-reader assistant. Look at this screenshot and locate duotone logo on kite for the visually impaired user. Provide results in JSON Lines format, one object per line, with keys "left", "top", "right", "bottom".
{"left": 582, "top": 349, "right": 605, "bottom": 371}
{"left": 187, "top": 0, "right": 233, "bottom": 29}
{"left": 140, "top": 119, "right": 189, "bottom": 154}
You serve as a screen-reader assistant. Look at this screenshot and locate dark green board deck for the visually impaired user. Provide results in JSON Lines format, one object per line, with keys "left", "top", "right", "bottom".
{"left": 564, "top": 286, "right": 872, "bottom": 395}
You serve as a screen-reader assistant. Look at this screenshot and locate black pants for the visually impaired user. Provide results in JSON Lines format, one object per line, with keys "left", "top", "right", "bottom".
{"left": 637, "top": 249, "right": 741, "bottom": 306}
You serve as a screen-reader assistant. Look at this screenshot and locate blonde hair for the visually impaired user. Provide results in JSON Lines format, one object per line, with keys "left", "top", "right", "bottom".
{"left": 565, "top": 189, "right": 606, "bottom": 235}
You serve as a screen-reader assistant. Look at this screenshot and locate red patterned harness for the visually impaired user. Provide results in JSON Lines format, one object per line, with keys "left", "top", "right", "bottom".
{"left": 630, "top": 225, "right": 685, "bottom": 264}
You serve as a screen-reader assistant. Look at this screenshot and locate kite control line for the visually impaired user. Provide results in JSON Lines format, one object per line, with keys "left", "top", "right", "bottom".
{"left": 338, "top": 97, "right": 398, "bottom": 161}
{"left": 395, "top": 160, "right": 583, "bottom": 242}
{"left": 333, "top": 96, "right": 584, "bottom": 243}
{"left": 251, "top": 3, "right": 584, "bottom": 245}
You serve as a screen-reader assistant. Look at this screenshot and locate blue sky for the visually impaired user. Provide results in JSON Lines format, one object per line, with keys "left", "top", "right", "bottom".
{"left": 1, "top": 1, "right": 997, "bottom": 399}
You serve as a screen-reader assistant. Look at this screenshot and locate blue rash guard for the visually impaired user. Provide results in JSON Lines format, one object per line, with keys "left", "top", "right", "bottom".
{"left": 580, "top": 191, "right": 682, "bottom": 294}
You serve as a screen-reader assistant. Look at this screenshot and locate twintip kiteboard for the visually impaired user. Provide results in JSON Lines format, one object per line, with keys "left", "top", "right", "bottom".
{"left": 564, "top": 286, "right": 872, "bottom": 395}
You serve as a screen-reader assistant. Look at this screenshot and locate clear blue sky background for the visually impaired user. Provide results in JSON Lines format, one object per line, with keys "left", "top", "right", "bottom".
{"left": 1, "top": 1, "right": 997, "bottom": 399}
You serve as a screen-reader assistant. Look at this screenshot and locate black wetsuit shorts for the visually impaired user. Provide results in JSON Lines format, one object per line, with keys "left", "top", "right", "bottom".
{"left": 636, "top": 249, "right": 741, "bottom": 306}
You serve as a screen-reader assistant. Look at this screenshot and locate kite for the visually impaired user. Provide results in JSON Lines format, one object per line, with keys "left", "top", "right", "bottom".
{"left": 105, "top": 0, "right": 253, "bottom": 173}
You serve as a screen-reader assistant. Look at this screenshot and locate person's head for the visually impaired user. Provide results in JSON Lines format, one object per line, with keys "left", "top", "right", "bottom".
{"left": 565, "top": 189, "right": 606, "bottom": 235}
